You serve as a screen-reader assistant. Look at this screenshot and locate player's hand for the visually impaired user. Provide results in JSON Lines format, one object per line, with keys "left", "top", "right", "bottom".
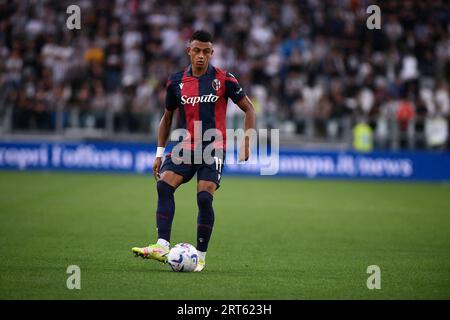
{"left": 153, "top": 157, "right": 162, "bottom": 181}
{"left": 238, "top": 136, "right": 250, "bottom": 162}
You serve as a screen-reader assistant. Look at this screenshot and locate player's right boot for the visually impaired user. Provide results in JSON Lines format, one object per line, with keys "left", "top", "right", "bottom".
{"left": 132, "top": 244, "right": 169, "bottom": 263}
{"left": 194, "top": 257, "right": 206, "bottom": 272}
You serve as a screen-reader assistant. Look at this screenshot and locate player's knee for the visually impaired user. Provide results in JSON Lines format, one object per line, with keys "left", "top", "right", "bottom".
{"left": 157, "top": 180, "right": 175, "bottom": 197}
{"left": 197, "top": 191, "right": 213, "bottom": 208}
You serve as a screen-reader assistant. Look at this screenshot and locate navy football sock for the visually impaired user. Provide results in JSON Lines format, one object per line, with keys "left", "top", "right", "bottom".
{"left": 196, "top": 191, "right": 215, "bottom": 252}
{"left": 156, "top": 180, "right": 175, "bottom": 242}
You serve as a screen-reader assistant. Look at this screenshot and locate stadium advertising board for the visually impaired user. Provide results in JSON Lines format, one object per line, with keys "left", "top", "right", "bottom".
{"left": 0, "top": 141, "right": 449, "bottom": 182}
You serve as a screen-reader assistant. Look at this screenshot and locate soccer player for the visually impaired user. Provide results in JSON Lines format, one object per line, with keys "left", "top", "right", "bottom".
{"left": 132, "top": 30, "right": 256, "bottom": 272}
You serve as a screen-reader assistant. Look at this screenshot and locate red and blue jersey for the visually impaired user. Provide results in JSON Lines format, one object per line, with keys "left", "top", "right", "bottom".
{"left": 165, "top": 64, "right": 246, "bottom": 151}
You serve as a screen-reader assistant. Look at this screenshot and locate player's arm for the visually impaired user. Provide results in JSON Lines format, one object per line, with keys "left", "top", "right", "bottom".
{"left": 153, "top": 79, "right": 177, "bottom": 180}
{"left": 236, "top": 96, "right": 256, "bottom": 162}
{"left": 157, "top": 109, "right": 174, "bottom": 149}
{"left": 153, "top": 109, "right": 174, "bottom": 180}
{"left": 225, "top": 72, "right": 256, "bottom": 162}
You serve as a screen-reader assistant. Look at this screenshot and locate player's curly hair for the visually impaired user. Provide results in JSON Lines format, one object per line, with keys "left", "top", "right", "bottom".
{"left": 190, "top": 30, "right": 213, "bottom": 43}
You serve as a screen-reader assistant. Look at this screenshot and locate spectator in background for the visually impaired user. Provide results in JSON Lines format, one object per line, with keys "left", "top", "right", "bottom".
{"left": 353, "top": 118, "right": 374, "bottom": 153}
{"left": 425, "top": 114, "right": 448, "bottom": 150}
{"left": 435, "top": 82, "right": 450, "bottom": 117}
{"left": 90, "top": 81, "right": 107, "bottom": 129}
{"left": 396, "top": 98, "right": 415, "bottom": 132}
{"left": 4, "top": 41, "right": 23, "bottom": 88}
{"left": 132, "top": 78, "right": 157, "bottom": 132}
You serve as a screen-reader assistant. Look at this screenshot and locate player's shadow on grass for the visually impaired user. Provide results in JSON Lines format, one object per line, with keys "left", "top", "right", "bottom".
{"left": 121, "top": 266, "right": 210, "bottom": 274}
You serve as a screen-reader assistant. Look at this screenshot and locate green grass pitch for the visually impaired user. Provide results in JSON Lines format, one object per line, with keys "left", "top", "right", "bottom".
{"left": 0, "top": 171, "right": 449, "bottom": 299}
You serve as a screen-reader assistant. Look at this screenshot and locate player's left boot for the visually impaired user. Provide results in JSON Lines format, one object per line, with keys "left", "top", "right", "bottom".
{"left": 132, "top": 244, "right": 169, "bottom": 263}
{"left": 194, "top": 257, "right": 205, "bottom": 272}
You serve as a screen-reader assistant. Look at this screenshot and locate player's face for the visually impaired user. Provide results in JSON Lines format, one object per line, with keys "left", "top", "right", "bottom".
{"left": 187, "top": 40, "right": 213, "bottom": 70}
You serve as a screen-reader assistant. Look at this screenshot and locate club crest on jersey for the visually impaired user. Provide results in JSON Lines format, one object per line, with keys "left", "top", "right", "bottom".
{"left": 212, "top": 79, "right": 221, "bottom": 91}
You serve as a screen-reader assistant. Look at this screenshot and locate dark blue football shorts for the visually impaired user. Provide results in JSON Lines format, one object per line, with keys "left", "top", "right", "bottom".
{"left": 159, "top": 151, "right": 225, "bottom": 189}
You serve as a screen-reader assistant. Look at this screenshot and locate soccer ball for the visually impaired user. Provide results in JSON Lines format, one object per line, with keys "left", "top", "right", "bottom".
{"left": 167, "top": 243, "right": 198, "bottom": 272}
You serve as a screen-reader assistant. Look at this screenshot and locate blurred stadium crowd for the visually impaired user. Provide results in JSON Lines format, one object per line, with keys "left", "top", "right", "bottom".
{"left": 0, "top": 0, "right": 449, "bottom": 150}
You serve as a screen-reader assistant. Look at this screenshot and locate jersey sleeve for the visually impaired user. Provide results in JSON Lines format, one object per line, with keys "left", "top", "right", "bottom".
{"left": 225, "top": 72, "right": 246, "bottom": 104}
{"left": 165, "top": 79, "right": 178, "bottom": 111}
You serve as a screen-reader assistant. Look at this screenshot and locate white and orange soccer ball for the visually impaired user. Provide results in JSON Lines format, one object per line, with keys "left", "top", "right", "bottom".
{"left": 167, "top": 243, "right": 198, "bottom": 272}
